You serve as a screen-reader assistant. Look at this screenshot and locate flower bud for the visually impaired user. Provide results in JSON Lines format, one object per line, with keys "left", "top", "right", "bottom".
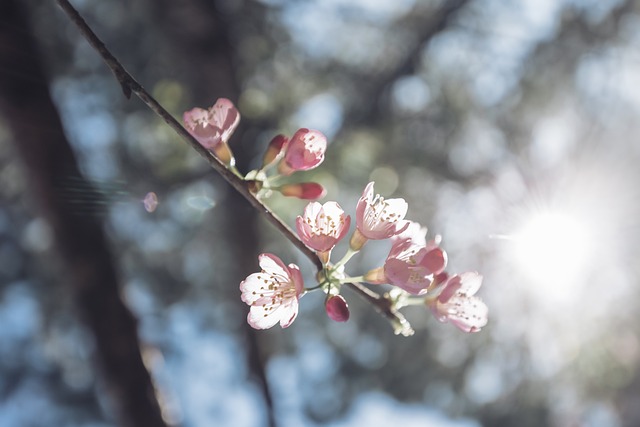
{"left": 278, "top": 182, "right": 326, "bottom": 200}
{"left": 325, "top": 295, "right": 350, "bottom": 322}
{"left": 262, "top": 134, "right": 288, "bottom": 168}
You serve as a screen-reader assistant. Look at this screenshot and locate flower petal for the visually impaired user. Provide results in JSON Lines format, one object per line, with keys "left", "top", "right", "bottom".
{"left": 209, "top": 98, "right": 240, "bottom": 143}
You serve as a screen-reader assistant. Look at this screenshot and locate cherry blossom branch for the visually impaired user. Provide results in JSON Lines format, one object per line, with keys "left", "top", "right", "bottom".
{"left": 55, "top": 0, "right": 410, "bottom": 332}
{"left": 55, "top": 0, "right": 320, "bottom": 269}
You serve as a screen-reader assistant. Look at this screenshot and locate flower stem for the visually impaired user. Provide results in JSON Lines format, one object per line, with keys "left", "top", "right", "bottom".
{"left": 304, "top": 280, "right": 329, "bottom": 293}
{"left": 339, "top": 275, "right": 365, "bottom": 284}
{"left": 263, "top": 174, "right": 287, "bottom": 188}
{"left": 229, "top": 164, "right": 244, "bottom": 179}
{"left": 395, "top": 296, "right": 426, "bottom": 309}
{"left": 333, "top": 248, "right": 358, "bottom": 270}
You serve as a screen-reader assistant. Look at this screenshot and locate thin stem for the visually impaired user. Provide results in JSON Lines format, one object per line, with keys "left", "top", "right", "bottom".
{"left": 396, "top": 296, "right": 427, "bottom": 309}
{"left": 339, "top": 275, "right": 365, "bottom": 284}
{"left": 263, "top": 174, "right": 288, "bottom": 188}
{"left": 304, "top": 280, "right": 328, "bottom": 293}
{"left": 333, "top": 248, "right": 358, "bottom": 271}
{"left": 228, "top": 163, "right": 244, "bottom": 179}
{"left": 55, "top": 0, "right": 410, "bottom": 332}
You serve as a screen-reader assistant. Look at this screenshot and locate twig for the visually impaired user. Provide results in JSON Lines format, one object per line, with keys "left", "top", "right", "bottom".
{"left": 54, "top": 0, "right": 409, "bottom": 330}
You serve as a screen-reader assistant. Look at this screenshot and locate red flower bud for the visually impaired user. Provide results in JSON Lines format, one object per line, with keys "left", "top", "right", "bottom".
{"left": 278, "top": 182, "right": 326, "bottom": 200}
{"left": 262, "top": 134, "right": 288, "bottom": 168}
{"left": 325, "top": 295, "right": 350, "bottom": 322}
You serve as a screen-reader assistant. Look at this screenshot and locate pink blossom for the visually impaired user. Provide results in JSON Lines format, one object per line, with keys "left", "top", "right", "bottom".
{"left": 240, "top": 253, "right": 304, "bottom": 329}
{"left": 296, "top": 201, "right": 351, "bottom": 253}
{"left": 383, "top": 238, "right": 448, "bottom": 295}
{"left": 183, "top": 98, "right": 240, "bottom": 163}
{"left": 279, "top": 128, "right": 327, "bottom": 175}
{"left": 183, "top": 107, "right": 217, "bottom": 147}
{"left": 426, "top": 272, "right": 488, "bottom": 333}
{"left": 390, "top": 220, "right": 428, "bottom": 247}
{"left": 208, "top": 98, "right": 240, "bottom": 144}
{"left": 325, "top": 295, "right": 350, "bottom": 322}
{"left": 351, "top": 182, "right": 409, "bottom": 248}
{"left": 279, "top": 182, "right": 327, "bottom": 200}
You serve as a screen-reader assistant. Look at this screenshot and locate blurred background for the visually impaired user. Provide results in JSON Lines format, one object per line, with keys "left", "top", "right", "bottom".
{"left": 2, "top": 0, "right": 640, "bottom": 426}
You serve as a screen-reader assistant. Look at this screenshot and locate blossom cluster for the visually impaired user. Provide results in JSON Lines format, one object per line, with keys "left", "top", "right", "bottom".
{"left": 184, "top": 99, "right": 327, "bottom": 200}
{"left": 184, "top": 99, "right": 488, "bottom": 335}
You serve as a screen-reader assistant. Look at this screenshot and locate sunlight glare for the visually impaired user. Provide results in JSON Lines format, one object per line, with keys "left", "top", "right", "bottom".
{"left": 513, "top": 212, "right": 593, "bottom": 300}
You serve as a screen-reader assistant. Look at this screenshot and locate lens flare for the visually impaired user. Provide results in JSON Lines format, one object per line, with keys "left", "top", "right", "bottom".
{"left": 512, "top": 211, "right": 593, "bottom": 301}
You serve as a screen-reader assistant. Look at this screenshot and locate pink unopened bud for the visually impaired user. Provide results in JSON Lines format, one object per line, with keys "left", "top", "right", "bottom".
{"left": 262, "top": 134, "right": 289, "bottom": 168}
{"left": 325, "top": 295, "right": 350, "bottom": 322}
{"left": 278, "top": 182, "right": 326, "bottom": 200}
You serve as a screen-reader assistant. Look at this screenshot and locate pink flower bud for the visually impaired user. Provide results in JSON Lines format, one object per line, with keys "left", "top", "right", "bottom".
{"left": 278, "top": 129, "right": 327, "bottom": 175}
{"left": 262, "top": 134, "right": 289, "bottom": 168}
{"left": 325, "top": 295, "right": 350, "bottom": 322}
{"left": 279, "top": 182, "right": 326, "bottom": 200}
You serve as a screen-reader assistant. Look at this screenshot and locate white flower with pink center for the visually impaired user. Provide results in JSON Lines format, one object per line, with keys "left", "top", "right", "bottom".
{"left": 426, "top": 272, "right": 488, "bottom": 333}
{"left": 296, "top": 201, "right": 351, "bottom": 253}
{"left": 351, "top": 182, "right": 409, "bottom": 248}
{"left": 240, "top": 253, "right": 304, "bottom": 329}
{"left": 390, "top": 220, "right": 428, "bottom": 246}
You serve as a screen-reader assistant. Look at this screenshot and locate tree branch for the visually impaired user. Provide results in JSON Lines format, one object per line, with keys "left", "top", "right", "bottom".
{"left": 54, "top": 0, "right": 410, "bottom": 332}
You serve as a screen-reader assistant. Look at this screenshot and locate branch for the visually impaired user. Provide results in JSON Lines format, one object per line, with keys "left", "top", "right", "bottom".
{"left": 55, "top": 0, "right": 410, "bottom": 331}
{"left": 344, "top": 282, "right": 414, "bottom": 337}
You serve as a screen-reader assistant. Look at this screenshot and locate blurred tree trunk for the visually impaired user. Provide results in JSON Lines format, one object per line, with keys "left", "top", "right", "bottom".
{"left": 0, "top": 2, "right": 167, "bottom": 427}
{"left": 152, "top": 1, "right": 277, "bottom": 425}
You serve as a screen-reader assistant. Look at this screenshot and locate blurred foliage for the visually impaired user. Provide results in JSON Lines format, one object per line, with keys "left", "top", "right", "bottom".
{"left": 2, "top": 0, "right": 640, "bottom": 426}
